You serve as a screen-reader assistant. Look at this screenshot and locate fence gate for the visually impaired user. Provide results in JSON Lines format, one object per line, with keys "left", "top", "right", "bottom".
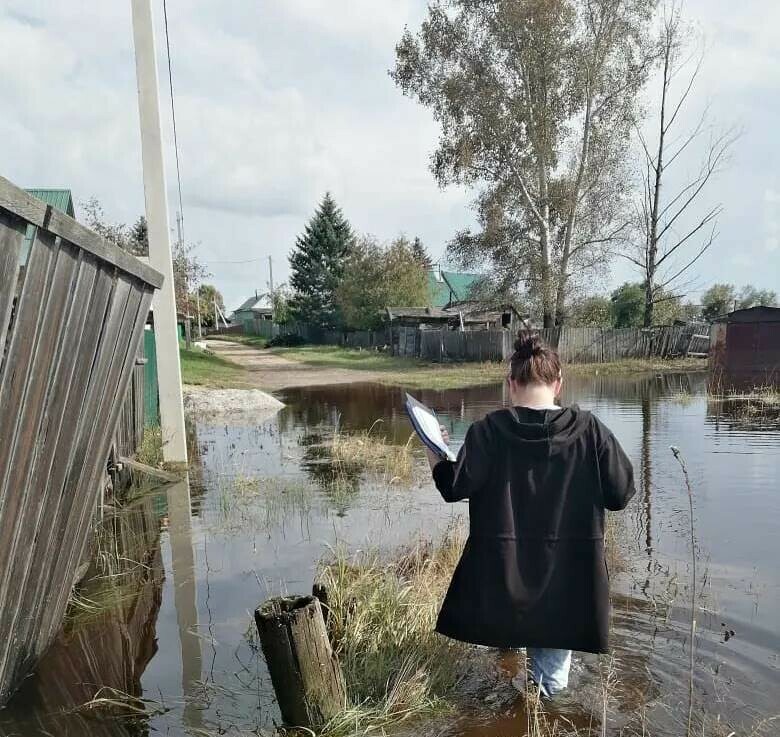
{"left": 0, "top": 176, "right": 162, "bottom": 704}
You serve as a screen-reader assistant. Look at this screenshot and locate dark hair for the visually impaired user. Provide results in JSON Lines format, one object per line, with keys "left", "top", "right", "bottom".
{"left": 509, "top": 331, "right": 561, "bottom": 385}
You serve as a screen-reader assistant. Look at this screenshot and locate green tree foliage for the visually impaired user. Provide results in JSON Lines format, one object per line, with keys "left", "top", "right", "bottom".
{"left": 411, "top": 236, "right": 432, "bottom": 269}
{"left": 611, "top": 281, "right": 692, "bottom": 326}
{"left": 195, "top": 284, "right": 225, "bottom": 328}
{"left": 610, "top": 283, "right": 645, "bottom": 327}
{"left": 172, "top": 241, "right": 208, "bottom": 317}
{"left": 289, "top": 193, "right": 354, "bottom": 328}
{"left": 566, "top": 296, "right": 613, "bottom": 327}
{"left": 82, "top": 198, "right": 149, "bottom": 256}
{"left": 737, "top": 284, "right": 778, "bottom": 310}
{"left": 701, "top": 283, "right": 777, "bottom": 321}
{"left": 270, "top": 284, "right": 293, "bottom": 325}
{"left": 701, "top": 283, "right": 735, "bottom": 321}
{"left": 336, "top": 236, "right": 429, "bottom": 330}
{"left": 393, "top": 0, "right": 655, "bottom": 327}
{"left": 82, "top": 199, "right": 208, "bottom": 317}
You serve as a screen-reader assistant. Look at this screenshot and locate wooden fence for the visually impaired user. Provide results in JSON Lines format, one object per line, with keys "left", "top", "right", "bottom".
{"left": 420, "top": 328, "right": 510, "bottom": 362}
{"left": 541, "top": 323, "right": 709, "bottom": 364}
{"left": 233, "top": 317, "right": 709, "bottom": 364}
{"left": 415, "top": 323, "right": 709, "bottom": 363}
{"left": 0, "top": 175, "right": 162, "bottom": 705}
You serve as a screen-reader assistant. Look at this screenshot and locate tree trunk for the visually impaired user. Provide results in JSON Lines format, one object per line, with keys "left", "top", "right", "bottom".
{"left": 540, "top": 220, "right": 555, "bottom": 328}
{"left": 645, "top": 39, "right": 671, "bottom": 328}
{"left": 643, "top": 276, "right": 655, "bottom": 328}
{"left": 255, "top": 595, "right": 346, "bottom": 729}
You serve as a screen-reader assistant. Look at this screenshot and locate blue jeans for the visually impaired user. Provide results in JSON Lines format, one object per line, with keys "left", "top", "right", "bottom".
{"left": 527, "top": 648, "right": 572, "bottom": 697}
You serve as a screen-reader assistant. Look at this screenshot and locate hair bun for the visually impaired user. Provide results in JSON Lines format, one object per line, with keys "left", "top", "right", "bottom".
{"left": 513, "top": 331, "right": 542, "bottom": 360}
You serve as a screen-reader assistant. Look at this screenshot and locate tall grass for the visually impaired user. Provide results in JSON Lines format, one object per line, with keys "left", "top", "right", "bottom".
{"left": 671, "top": 446, "right": 698, "bottom": 737}
{"left": 315, "top": 523, "right": 470, "bottom": 736}
{"left": 330, "top": 421, "right": 415, "bottom": 485}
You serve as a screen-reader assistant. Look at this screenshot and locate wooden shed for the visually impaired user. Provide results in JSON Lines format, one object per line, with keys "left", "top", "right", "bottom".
{"left": 709, "top": 306, "right": 780, "bottom": 388}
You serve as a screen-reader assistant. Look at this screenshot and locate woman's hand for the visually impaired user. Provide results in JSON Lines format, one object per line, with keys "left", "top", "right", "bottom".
{"left": 426, "top": 425, "right": 450, "bottom": 470}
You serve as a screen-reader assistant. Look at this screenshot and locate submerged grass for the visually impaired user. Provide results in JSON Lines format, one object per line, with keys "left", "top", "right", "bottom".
{"left": 67, "top": 510, "right": 157, "bottom": 628}
{"left": 330, "top": 421, "right": 415, "bottom": 485}
{"left": 212, "top": 474, "right": 316, "bottom": 533}
{"left": 315, "top": 523, "right": 471, "bottom": 736}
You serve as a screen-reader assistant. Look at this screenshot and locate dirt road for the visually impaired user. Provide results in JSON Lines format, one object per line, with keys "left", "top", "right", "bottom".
{"left": 206, "top": 340, "right": 382, "bottom": 391}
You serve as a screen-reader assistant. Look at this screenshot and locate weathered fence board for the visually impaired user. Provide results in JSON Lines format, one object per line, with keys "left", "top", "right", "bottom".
{"left": 0, "top": 175, "right": 161, "bottom": 703}
{"left": 0, "top": 213, "right": 24, "bottom": 356}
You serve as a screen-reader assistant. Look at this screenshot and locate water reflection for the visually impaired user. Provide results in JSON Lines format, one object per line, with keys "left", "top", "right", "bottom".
{"left": 0, "top": 491, "right": 165, "bottom": 737}
{"left": 165, "top": 477, "right": 202, "bottom": 731}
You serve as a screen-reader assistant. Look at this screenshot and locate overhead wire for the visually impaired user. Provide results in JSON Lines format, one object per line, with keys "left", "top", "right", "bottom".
{"left": 162, "top": 0, "right": 185, "bottom": 239}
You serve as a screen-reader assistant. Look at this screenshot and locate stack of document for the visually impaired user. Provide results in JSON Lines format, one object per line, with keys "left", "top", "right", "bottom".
{"left": 404, "top": 393, "right": 456, "bottom": 462}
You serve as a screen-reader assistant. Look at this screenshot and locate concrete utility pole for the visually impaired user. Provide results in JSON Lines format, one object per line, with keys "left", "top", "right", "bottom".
{"left": 195, "top": 289, "right": 202, "bottom": 339}
{"left": 268, "top": 255, "right": 274, "bottom": 294}
{"left": 131, "top": 0, "right": 188, "bottom": 462}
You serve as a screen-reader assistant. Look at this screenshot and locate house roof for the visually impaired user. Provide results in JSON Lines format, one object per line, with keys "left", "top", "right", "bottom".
{"left": 233, "top": 293, "right": 272, "bottom": 314}
{"left": 24, "top": 188, "right": 75, "bottom": 217}
{"left": 387, "top": 302, "right": 522, "bottom": 325}
{"left": 20, "top": 189, "right": 76, "bottom": 265}
{"left": 428, "top": 268, "right": 480, "bottom": 308}
{"left": 386, "top": 306, "right": 451, "bottom": 321}
{"left": 712, "top": 306, "right": 780, "bottom": 324}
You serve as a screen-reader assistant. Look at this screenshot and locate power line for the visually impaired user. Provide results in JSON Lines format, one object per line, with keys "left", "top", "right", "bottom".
{"left": 162, "top": 0, "right": 185, "bottom": 236}
{"left": 202, "top": 256, "right": 270, "bottom": 265}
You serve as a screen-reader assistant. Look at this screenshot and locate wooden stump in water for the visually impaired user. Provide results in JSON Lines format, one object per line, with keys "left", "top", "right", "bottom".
{"left": 254, "top": 595, "right": 346, "bottom": 728}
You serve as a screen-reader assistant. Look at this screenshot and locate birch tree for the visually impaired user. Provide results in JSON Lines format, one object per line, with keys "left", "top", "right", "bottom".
{"left": 393, "top": 0, "right": 655, "bottom": 326}
{"left": 624, "top": 2, "right": 738, "bottom": 327}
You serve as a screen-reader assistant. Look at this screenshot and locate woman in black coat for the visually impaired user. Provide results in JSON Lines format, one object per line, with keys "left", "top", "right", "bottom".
{"left": 427, "top": 332, "right": 636, "bottom": 697}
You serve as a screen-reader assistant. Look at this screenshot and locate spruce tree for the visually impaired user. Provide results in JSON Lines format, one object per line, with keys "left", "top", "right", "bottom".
{"left": 288, "top": 193, "right": 354, "bottom": 328}
{"left": 411, "top": 236, "right": 432, "bottom": 269}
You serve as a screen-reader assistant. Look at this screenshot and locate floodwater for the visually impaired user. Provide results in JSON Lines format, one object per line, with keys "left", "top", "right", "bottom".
{"left": 1, "top": 372, "right": 778, "bottom": 736}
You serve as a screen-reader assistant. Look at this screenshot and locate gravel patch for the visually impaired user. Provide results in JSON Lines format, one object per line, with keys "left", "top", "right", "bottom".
{"left": 183, "top": 386, "right": 284, "bottom": 422}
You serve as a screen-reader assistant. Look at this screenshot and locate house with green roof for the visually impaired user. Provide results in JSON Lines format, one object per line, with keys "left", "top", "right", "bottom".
{"left": 21, "top": 189, "right": 76, "bottom": 263}
{"left": 428, "top": 264, "right": 480, "bottom": 308}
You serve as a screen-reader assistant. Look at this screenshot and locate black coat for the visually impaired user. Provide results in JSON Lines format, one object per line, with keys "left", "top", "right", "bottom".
{"left": 432, "top": 405, "right": 635, "bottom": 654}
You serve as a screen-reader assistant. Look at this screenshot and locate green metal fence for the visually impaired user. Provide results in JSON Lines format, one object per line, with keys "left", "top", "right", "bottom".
{"left": 143, "top": 328, "right": 159, "bottom": 427}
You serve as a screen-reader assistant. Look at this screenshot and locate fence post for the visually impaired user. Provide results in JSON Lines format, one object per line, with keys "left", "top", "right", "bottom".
{"left": 255, "top": 595, "right": 346, "bottom": 728}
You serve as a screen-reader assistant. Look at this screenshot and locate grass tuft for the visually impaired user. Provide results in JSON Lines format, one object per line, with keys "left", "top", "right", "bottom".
{"left": 315, "top": 523, "right": 470, "bottom": 736}
{"left": 135, "top": 425, "right": 163, "bottom": 467}
{"left": 330, "top": 421, "right": 415, "bottom": 485}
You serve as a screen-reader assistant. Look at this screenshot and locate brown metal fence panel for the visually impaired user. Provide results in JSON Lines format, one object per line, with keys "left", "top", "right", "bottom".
{"left": 0, "top": 176, "right": 161, "bottom": 704}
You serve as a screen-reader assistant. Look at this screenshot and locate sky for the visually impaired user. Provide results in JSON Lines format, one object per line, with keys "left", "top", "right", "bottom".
{"left": 1, "top": 1, "right": 778, "bottom": 311}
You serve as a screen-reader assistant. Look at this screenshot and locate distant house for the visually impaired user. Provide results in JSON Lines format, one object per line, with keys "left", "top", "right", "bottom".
{"left": 22, "top": 188, "right": 76, "bottom": 263}
{"left": 428, "top": 264, "right": 480, "bottom": 308}
{"left": 709, "top": 306, "right": 780, "bottom": 387}
{"left": 231, "top": 292, "right": 273, "bottom": 331}
{"left": 386, "top": 302, "right": 523, "bottom": 331}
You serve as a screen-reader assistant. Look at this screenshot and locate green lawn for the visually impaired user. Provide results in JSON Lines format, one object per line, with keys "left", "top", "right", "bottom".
{"left": 209, "top": 334, "right": 268, "bottom": 348}
{"left": 179, "top": 345, "right": 252, "bottom": 388}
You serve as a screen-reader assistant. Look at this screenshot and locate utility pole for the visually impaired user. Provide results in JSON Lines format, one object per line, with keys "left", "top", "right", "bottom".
{"left": 131, "top": 0, "right": 187, "bottom": 462}
{"left": 195, "top": 289, "right": 202, "bottom": 339}
{"left": 268, "top": 255, "right": 274, "bottom": 294}
{"left": 214, "top": 296, "right": 219, "bottom": 331}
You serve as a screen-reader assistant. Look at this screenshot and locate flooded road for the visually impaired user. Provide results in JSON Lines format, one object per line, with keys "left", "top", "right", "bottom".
{"left": 1, "top": 371, "right": 778, "bottom": 736}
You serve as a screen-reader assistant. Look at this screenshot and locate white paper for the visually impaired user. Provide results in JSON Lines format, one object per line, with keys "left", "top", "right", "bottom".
{"left": 411, "top": 405, "right": 456, "bottom": 461}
